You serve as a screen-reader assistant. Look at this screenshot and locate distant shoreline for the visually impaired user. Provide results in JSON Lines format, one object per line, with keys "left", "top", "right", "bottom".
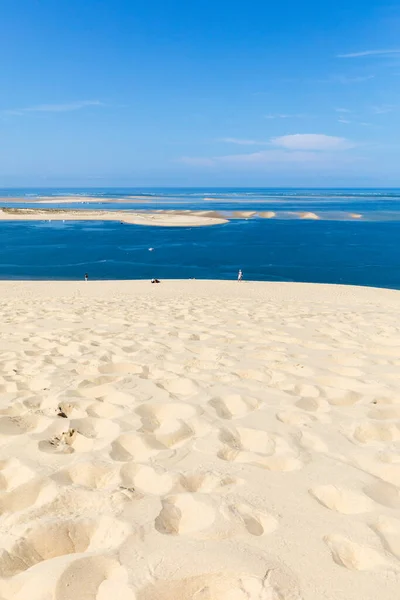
{"left": 0, "top": 207, "right": 375, "bottom": 223}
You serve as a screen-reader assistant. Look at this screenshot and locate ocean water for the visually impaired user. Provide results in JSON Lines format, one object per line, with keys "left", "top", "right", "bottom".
{"left": 0, "top": 188, "right": 400, "bottom": 289}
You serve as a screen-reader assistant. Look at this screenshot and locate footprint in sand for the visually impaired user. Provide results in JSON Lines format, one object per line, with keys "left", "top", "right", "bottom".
{"left": 179, "top": 471, "right": 241, "bottom": 493}
{"left": 136, "top": 403, "right": 199, "bottom": 448}
{"left": 136, "top": 403, "right": 198, "bottom": 432}
{"left": 324, "top": 534, "right": 387, "bottom": 570}
{"left": 331, "top": 353, "right": 365, "bottom": 367}
{"left": 155, "top": 494, "right": 216, "bottom": 535}
{"left": 225, "top": 503, "right": 278, "bottom": 537}
{"left": 276, "top": 410, "right": 315, "bottom": 427}
{"left": 217, "top": 427, "right": 303, "bottom": 472}
{"left": 372, "top": 516, "right": 400, "bottom": 560}
{"left": 208, "top": 394, "right": 259, "bottom": 419}
{"left": 110, "top": 432, "right": 169, "bottom": 462}
{"left": 351, "top": 421, "right": 400, "bottom": 445}
{"left": 368, "top": 406, "right": 400, "bottom": 420}
{"left": 219, "top": 426, "right": 275, "bottom": 455}
{"left": 69, "top": 417, "right": 120, "bottom": 440}
{"left": 120, "top": 463, "right": 175, "bottom": 495}
{"left": 354, "top": 455, "right": 400, "bottom": 487}
{"left": 38, "top": 427, "right": 95, "bottom": 454}
{"left": 158, "top": 377, "right": 199, "bottom": 396}
{"left": 54, "top": 461, "right": 120, "bottom": 490}
{"left": 15, "top": 556, "right": 135, "bottom": 600}
{"left": 136, "top": 571, "right": 291, "bottom": 600}
{"left": 77, "top": 377, "right": 118, "bottom": 399}
{"left": 291, "top": 383, "right": 321, "bottom": 399}
{"left": 0, "top": 517, "right": 130, "bottom": 577}
{"left": 0, "top": 477, "right": 58, "bottom": 514}
{"left": 86, "top": 400, "right": 125, "bottom": 418}
{"left": 319, "top": 387, "right": 361, "bottom": 407}
{"left": 364, "top": 481, "right": 400, "bottom": 509}
{"left": 295, "top": 397, "right": 330, "bottom": 413}
{"left": 296, "top": 431, "right": 328, "bottom": 453}
{"left": 56, "top": 401, "right": 88, "bottom": 419}
{"left": 309, "top": 485, "right": 375, "bottom": 514}
{"left": 98, "top": 362, "right": 143, "bottom": 375}
{"left": 0, "top": 458, "right": 35, "bottom": 491}
{"left": 0, "top": 414, "right": 50, "bottom": 436}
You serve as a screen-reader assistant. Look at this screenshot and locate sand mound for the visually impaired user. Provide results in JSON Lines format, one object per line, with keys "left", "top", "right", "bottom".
{"left": 299, "top": 212, "right": 320, "bottom": 219}
{"left": 259, "top": 211, "right": 276, "bottom": 218}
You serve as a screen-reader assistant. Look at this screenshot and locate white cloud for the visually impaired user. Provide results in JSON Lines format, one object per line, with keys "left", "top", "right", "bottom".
{"left": 338, "top": 49, "right": 400, "bottom": 58}
{"left": 338, "top": 118, "right": 351, "bottom": 124}
{"left": 3, "top": 100, "right": 103, "bottom": 116}
{"left": 270, "top": 134, "right": 354, "bottom": 151}
{"left": 181, "top": 150, "right": 324, "bottom": 167}
{"left": 218, "top": 134, "right": 354, "bottom": 151}
{"left": 264, "top": 113, "right": 306, "bottom": 119}
{"left": 372, "top": 104, "right": 396, "bottom": 114}
{"left": 181, "top": 133, "right": 355, "bottom": 169}
{"left": 333, "top": 74, "right": 375, "bottom": 84}
{"left": 180, "top": 156, "right": 216, "bottom": 167}
{"left": 218, "top": 150, "right": 321, "bottom": 165}
{"left": 179, "top": 149, "right": 361, "bottom": 171}
{"left": 217, "top": 137, "right": 267, "bottom": 146}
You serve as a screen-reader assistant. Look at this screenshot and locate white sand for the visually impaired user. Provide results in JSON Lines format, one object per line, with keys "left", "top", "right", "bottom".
{"left": 0, "top": 209, "right": 228, "bottom": 227}
{"left": 0, "top": 280, "right": 399, "bottom": 600}
{"left": 298, "top": 212, "right": 320, "bottom": 220}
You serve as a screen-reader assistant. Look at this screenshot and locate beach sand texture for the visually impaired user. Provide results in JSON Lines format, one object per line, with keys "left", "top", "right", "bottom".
{"left": 0, "top": 280, "right": 399, "bottom": 600}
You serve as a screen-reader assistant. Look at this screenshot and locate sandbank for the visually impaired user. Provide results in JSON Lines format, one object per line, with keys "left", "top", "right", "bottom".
{"left": 298, "top": 211, "right": 320, "bottom": 220}
{"left": 259, "top": 211, "right": 276, "bottom": 218}
{"left": 0, "top": 208, "right": 228, "bottom": 227}
{"left": 0, "top": 280, "right": 399, "bottom": 600}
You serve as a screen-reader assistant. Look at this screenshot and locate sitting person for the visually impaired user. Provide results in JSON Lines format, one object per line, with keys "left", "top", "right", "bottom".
{"left": 151, "top": 278, "right": 160, "bottom": 283}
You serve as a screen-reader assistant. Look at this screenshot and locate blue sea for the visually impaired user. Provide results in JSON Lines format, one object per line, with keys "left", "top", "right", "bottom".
{"left": 1, "top": 187, "right": 400, "bottom": 289}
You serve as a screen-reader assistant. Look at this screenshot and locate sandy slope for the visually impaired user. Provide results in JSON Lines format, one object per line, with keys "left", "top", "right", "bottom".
{"left": 0, "top": 280, "right": 399, "bottom": 600}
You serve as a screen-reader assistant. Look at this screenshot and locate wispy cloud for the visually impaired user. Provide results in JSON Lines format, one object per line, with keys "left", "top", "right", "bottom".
{"left": 217, "top": 137, "right": 268, "bottom": 146}
{"left": 338, "top": 118, "right": 351, "bottom": 124}
{"left": 271, "top": 133, "right": 354, "bottom": 151}
{"left": 180, "top": 148, "right": 360, "bottom": 169}
{"left": 180, "top": 156, "right": 216, "bottom": 167}
{"left": 338, "top": 49, "right": 400, "bottom": 58}
{"left": 332, "top": 74, "right": 375, "bottom": 84}
{"left": 264, "top": 113, "right": 306, "bottom": 119}
{"left": 3, "top": 100, "right": 103, "bottom": 116}
{"left": 371, "top": 104, "right": 396, "bottom": 114}
{"left": 218, "top": 134, "right": 353, "bottom": 150}
{"left": 181, "top": 134, "right": 356, "bottom": 168}
{"left": 181, "top": 150, "right": 324, "bottom": 167}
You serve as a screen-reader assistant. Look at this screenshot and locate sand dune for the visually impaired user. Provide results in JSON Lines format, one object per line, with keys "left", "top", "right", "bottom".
{"left": 0, "top": 280, "right": 399, "bottom": 600}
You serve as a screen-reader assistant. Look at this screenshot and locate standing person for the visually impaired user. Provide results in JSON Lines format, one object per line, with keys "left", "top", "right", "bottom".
{"left": 84, "top": 273, "right": 89, "bottom": 282}
{"left": 238, "top": 269, "right": 243, "bottom": 282}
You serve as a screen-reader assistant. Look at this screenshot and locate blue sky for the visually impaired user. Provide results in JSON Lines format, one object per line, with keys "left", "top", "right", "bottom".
{"left": 1, "top": 0, "right": 400, "bottom": 187}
